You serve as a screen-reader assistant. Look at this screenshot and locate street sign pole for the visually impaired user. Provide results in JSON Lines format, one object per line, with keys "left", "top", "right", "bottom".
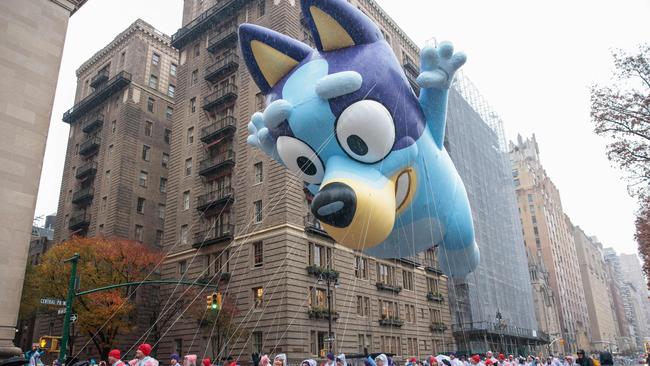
{"left": 58, "top": 253, "right": 79, "bottom": 364}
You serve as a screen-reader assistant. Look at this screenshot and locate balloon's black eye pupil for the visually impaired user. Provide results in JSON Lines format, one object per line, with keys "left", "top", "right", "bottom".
{"left": 347, "top": 135, "right": 368, "bottom": 156}
{"left": 297, "top": 156, "right": 317, "bottom": 176}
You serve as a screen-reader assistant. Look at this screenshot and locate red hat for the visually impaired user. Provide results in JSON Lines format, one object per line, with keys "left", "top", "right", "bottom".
{"left": 203, "top": 358, "right": 211, "bottom": 366}
{"left": 498, "top": 355, "right": 505, "bottom": 361}
{"left": 138, "top": 344, "right": 152, "bottom": 356}
{"left": 108, "top": 350, "right": 121, "bottom": 359}
{"left": 471, "top": 356, "right": 481, "bottom": 364}
{"left": 409, "top": 359, "right": 417, "bottom": 363}
{"left": 486, "top": 360, "right": 494, "bottom": 366}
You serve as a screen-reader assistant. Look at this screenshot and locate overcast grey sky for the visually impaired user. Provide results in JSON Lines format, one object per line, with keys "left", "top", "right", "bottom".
{"left": 35, "top": 0, "right": 650, "bottom": 256}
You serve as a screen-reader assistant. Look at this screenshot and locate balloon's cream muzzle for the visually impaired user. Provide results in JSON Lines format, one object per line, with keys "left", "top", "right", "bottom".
{"left": 311, "top": 162, "right": 416, "bottom": 250}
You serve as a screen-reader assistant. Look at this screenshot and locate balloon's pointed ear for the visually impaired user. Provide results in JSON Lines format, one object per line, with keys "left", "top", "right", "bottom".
{"left": 239, "top": 23, "right": 313, "bottom": 93}
{"left": 301, "top": 0, "right": 383, "bottom": 52}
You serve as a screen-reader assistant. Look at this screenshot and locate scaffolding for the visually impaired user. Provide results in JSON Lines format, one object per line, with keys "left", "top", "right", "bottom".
{"left": 452, "top": 71, "right": 509, "bottom": 152}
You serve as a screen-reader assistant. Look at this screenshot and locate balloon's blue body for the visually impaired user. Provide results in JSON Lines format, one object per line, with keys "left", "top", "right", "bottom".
{"left": 240, "top": 0, "right": 479, "bottom": 278}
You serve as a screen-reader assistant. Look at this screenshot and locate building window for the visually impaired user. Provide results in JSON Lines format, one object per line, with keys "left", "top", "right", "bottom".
{"left": 107, "top": 145, "right": 113, "bottom": 160}
{"left": 190, "top": 97, "right": 196, "bottom": 113}
{"left": 255, "top": 92, "right": 265, "bottom": 110}
{"left": 183, "top": 191, "right": 190, "bottom": 210}
{"left": 528, "top": 193, "right": 534, "bottom": 202}
{"left": 309, "top": 243, "right": 332, "bottom": 268}
{"left": 74, "top": 143, "right": 78, "bottom": 155}
{"left": 166, "top": 84, "right": 174, "bottom": 98}
{"left": 144, "top": 121, "right": 153, "bottom": 137}
{"left": 101, "top": 196, "right": 107, "bottom": 211}
{"left": 430, "top": 308, "right": 442, "bottom": 323}
{"left": 254, "top": 200, "right": 262, "bottom": 223}
{"left": 252, "top": 331, "right": 263, "bottom": 353}
{"left": 111, "top": 120, "right": 116, "bottom": 134}
{"left": 162, "top": 153, "right": 169, "bottom": 168}
{"left": 155, "top": 230, "right": 164, "bottom": 245}
{"left": 357, "top": 296, "right": 370, "bottom": 317}
{"left": 193, "top": 43, "right": 200, "bottom": 58}
{"left": 424, "top": 247, "right": 436, "bottom": 267}
{"left": 139, "top": 171, "right": 148, "bottom": 187}
{"left": 191, "top": 69, "right": 198, "bottom": 86}
{"left": 98, "top": 224, "right": 104, "bottom": 234}
{"left": 310, "top": 331, "right": 328, "bottom": 356}
{"left": 355, "top": 256, "right": 368, "bottom": 279}
{"left": 137, "top": 197, "right": 145, "bottom": 214}
{"left": 142, "top": 145, "right": 151, "bottom": 161}
{"left": 253, "top": 241, "right": 263, "bottom": 267}
{"left": 402, "top": 270, "right": 414, "bottom": 291}
{"left": 180, "top": 225, "right": 188, "bottom": 244}
{"left": 120, "top": 51, "right": 126, "bottom": 67}
{"left": 405, "top": 304, "right": 416, "bottom": 323}
{"left": 179, "top": 260, "right": 187, "bottom": 275}
{"left": 187, "top": 127, "right": 194, "bottom": 144}
{"left": 159, "top": 177, "right": 167, "bottom": 193}
{"left": 257, "top": 0, "right": 265, "bottom": 17}
{"left": 166, "top": 106, "right": 173, "bottom": 120}
{"left": 164, "top": 128, "right": 171, "bottom": 144}
{"left": 149, "top": 74, "right": 158, "bottom": 89}
{"left": 358, "top": 334, "right": 372, "bottom": 354}
{"left": 406, "top": 337, "right": 417, "bottom": 356}
{"left": 185, "top": 158, "right": 192, "bottom": 176}
{"left": 135, "top": 225, "right": 144, "bottom": 242}
{"left": 105, "top": 170, "right": 111, "bottom": 182}
{"left": 254, "top": 162, "right": 263, "bottom": 183}
{"left": 378, "top": 299, "right": 399, "bottom": 319}
{"left": 147, "top": 97, "right": 155, "bottom": 113}
{"left": 158, "top": 204, "right": 166, "bottom": 220}
{"left": 514, "top": 178, "right": 520, "bottom": 186}
{"left": 170, "top": 63, "right": 177, "bottom": 76}
{"left": 308, "top": 287, "right": 327, "bottom": 308}
{"left": 377, "top": 263, "right": 395, "bottom": 286}
{"left": 252, "top": 287, "right": 264, "bottom": 309}
{"left": 427, "top": 277, "right": 440, "bottom": 294}
{"left": 152, "top": 53, "right": 160, "bottom": 66}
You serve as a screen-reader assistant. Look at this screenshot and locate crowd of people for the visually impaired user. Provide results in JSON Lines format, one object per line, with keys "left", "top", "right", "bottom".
{"left": 22, "top": 343, "right": 620, "bottom": 366}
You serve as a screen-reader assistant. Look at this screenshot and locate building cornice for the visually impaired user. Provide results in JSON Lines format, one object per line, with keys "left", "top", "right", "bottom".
{"left": 365, "top": 0, "right": 419, "bottom": 52}
{"left": 49, "top": 0, "right": 87, "bottom": 15}
{"left": 76, "top": 19, "right": 174, "bottom": 77}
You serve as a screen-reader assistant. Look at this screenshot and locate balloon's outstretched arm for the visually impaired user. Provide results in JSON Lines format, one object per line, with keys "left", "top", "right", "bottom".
{"left": 416, "top": 41, "right": 466, "bottom": 149}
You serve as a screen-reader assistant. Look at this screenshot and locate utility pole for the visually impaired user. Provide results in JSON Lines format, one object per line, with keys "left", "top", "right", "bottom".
{"left": 59, "top": 253, "right": 79, "bottom": 364}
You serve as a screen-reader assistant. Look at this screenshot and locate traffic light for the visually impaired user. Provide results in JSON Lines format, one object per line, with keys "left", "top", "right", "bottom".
{"left": 207, "top": 292, "right": 222, "bottom": 310}
{"left": 38, "top": 336, "right": 61, "bottom": 352}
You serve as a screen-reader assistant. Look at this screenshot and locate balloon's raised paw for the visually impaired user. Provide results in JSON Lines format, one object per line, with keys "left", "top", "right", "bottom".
{"left": 417, "top": 41, "right": 466, "bottom": 90}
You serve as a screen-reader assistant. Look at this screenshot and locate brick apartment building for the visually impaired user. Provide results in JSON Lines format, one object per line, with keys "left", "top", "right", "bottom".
{"left": 157, "top": 0, "right": 454, "bottom": 362}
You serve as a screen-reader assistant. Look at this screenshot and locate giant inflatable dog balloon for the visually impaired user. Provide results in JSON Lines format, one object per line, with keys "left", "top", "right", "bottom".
{"left": 239, "top": 0, "right": 479, "bottom": 278}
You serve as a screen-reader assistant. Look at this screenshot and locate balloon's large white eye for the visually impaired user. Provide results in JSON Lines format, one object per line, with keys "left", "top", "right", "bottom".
{"left": 276, "top": 136, "right": 325, "bottom": 184}
{"left": 336, "top": 100, "right": 395, "bottom": 163}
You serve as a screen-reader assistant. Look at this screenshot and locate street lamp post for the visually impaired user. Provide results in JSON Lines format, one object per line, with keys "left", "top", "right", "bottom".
{"left": 318, "top": 270, "right": 339, "bottom": 355}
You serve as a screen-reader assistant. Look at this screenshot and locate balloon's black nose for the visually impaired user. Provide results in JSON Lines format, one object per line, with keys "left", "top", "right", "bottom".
{"left": 311, "top": 182, "right": 356, "bottom": 228}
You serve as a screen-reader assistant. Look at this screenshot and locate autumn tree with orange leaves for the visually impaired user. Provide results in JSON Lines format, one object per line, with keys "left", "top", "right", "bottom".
{"left": 20, "top": 237, "right": 162, "bottom": 359}
{"left": 591, "top": 44, "right": 650, "bottom": 285}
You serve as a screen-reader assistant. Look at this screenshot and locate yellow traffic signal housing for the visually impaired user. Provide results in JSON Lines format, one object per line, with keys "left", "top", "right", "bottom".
{"left": 207, "top": 292, "right": 222, "bottom": 310}
{"left": 39, "top": 336, "right": 61, "bottom": 352}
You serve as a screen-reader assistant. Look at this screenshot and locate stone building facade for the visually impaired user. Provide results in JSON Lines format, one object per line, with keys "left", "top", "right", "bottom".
{"left": 42, "top": 19, "right": 178, "bottom": 356}
{"left": 572, "top": 226, "right": 618, "bottom": 351}
{"left": 0, "top": 0, "right": 86, "bottom": 357}
{"left": 618, "top": 254, "right": 650, "bottom": 349}
{"left": 526, "top": 249, "right": 562, "bottom": 355}
{"left": 158, "top": 0, "right": 454, "bottom": 363}
{"left": 510, "top": 135, "right": 590, "bottom": 354}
